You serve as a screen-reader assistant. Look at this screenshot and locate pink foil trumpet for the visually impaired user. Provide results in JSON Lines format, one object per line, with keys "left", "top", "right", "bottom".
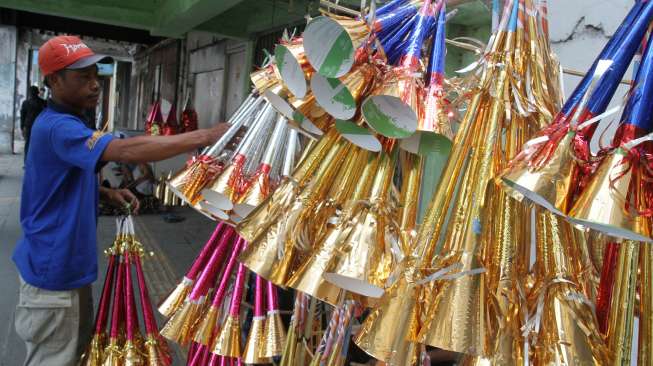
{"left": 123, "top": 247, "right": 144, "bottom": 366}
{"left": 134, "top": 252, "right": 173, "bottom": 366}
{"left": 160, "top": 226, "right": 237, "bottom": 345}
{"left": 212, "top": 239, "right": 249, "bottom": 358}
{"left": 102, "top": 249, "right": 127, "bottom": 366}
{"left": 263, "top": 280, "right": 287, "bottom": 358}
{"left": 80, "top": 247, "right": 118, "bottom": 366}
{"left": 158, "top": 223, "right": 226, "bottom": 317}
{"left": 192, "top": 236, "right": 245, "bottom": 347}
{"left": 242, "top": 275, "right": 271, "bottom": 364}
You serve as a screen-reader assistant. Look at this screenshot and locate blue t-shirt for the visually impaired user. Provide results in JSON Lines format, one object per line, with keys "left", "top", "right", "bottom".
{"left": 13, "top": 101, "right": 114, "bottom": 291}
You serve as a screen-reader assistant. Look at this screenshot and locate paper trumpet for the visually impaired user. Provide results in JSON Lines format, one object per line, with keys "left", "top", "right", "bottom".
{"left": 275, "top": 41, "right": 314, "bottom": 99}
{"left": 311, "top": 63, "right": 375, "bottom": 120}
{"left": 242, "top": 275, "right": 270, "bottom": 364}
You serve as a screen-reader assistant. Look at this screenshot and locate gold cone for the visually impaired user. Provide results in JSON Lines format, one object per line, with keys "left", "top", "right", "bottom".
{"left": 416, "top": 39, "right": 512, "bottom": 355}
{"left": 123, "top": 340, "right": 144, "bottom": 366}
{"left": 237, "top": 129, "right": 340, "bottom": 242}
{"left": 323, "top": 150, "right": 398, "bottom": 298}
{"left": 279, "top": 320, "right": 297, "bottom": 366}
{"left": 144, "top": 334, "right": 171, "bottom": 366}
{"left": 605, "top": 240, "right": 639, "bottom": 366}
{"left": 233, "top": 167, "right": 271, "bottom": 217}
{"left": 212, "top": 314, "right": 241, "bottom": 357}
{"left": 202, "top": 160, "right": 241, "bottom": 206}
{"left": 263, "top": 311, "right": 287, "bottom": 358}
{"left": 159, "top": 300, "right": 203, "bottom": 346}
{"left": 568, "top": 148, "right": 651, "bottom": 242}
{"left": 531, "top": 211, "right": 608, "bottom": 365}
{"left": 101, "top": 338, "right": 122, "bottom": 366}
{"left": 285, "top": 148, "right": 372, "bottom": 304}
{"left": 167, "top": 166, "right": 195, "bottom": 205}
{"left": 242, "top": 316, "right": 270, "bottom": 364}
{"left": 354, "top": 274, "right": 420, "bottom": 363}
{"left": 239, "top": 139, "right": 351, "bottom": 285}
{"left": 191, "top": 305, "right": 220, "bottom": 346}
{"left": 501, "top": 131, "right": 576, "bottom": 215}
{"left": 639, "top": 241, "right": 653, "bottom": 365}
{"left": 251, "top": 65, "right": 282, "bottom": 94}
{"left": 79, "top": 333, "right": 105, "bottom": 366}
{"left": 158, "top": 277, "right": 193, "bottom": 317}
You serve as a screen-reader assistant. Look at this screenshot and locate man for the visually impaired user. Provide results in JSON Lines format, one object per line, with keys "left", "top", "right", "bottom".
{"left": 20, "top": 85, "right": 46, "bottom": 161}
{"left": 13, "top": 36, "right": 229, "bottom": 366}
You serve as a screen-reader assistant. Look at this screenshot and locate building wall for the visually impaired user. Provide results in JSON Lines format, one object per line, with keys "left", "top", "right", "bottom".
{"left": 0, "top": 25, "right": 17, "bottom": 154}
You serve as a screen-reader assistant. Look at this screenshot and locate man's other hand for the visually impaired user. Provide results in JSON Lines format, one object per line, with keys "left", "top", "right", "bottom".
{"left": 102, "top": 188, "right": 140, "bottom": 214}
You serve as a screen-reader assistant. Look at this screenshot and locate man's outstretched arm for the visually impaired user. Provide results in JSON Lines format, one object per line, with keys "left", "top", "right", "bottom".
{"left": 101, "top": 123, "right": 229, "bottom": 164}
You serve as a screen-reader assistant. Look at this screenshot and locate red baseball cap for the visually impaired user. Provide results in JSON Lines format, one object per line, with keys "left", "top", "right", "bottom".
{"left": 38, "top": 35, "right": 113, "bottom": 76}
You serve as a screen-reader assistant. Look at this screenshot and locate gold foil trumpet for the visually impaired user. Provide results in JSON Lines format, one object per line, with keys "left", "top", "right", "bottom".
{"left": 238, "top": 138, "right": 351, "bottom": 285}
{"left": 639, "top": 241, "right": 653, "bottom": 365}
{"left": 286, "top": 148, "right": 375, "bottom": 305}
{"left": 237, "top": 128, "right": 341, "bottom": 242}
{"left": 604, "top": 240, "right": 639, "bottom": 366}
{"left": 567, "top": 147, "right": 652, "bottom": 242}
{"left": 323, "top": 149, "right": 399, "bottom": 298}
{"left": 251, "top": 64, "right": 283, "bottom": 94}
{"left": 529, "top": 211, "right": 608, "bottom": 365}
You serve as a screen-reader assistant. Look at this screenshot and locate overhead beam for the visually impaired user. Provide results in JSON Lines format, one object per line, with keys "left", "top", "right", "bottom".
{"left": 151, "top": 0, "right": 245, "bottom": 38}
{"left": 0, "top": 0, "right": 155, "bottom": 30}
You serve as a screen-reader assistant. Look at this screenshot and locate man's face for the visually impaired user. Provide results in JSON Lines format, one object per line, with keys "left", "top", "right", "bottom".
{"left": 49, "top": 65, "right": 100, "bottom": 111}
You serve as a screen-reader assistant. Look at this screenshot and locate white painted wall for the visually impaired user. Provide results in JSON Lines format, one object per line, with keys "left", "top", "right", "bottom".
{"left": 549, "top": 0, "right": 634, "bottom": 151}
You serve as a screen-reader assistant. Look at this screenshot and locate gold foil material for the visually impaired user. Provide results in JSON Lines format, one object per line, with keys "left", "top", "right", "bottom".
{"left": 159, "top": 300, "right": 203, "bottom": 345}
{"left": 263, "top": 311, "right": 287, "bottom": 358}
{"left": 323, "top": 150, "right": 398, "bottom": 298}
{"left": 191, "top": 305, "right": 219, "bottom": 346}
{"left": 605, "top": 240, "right": 639, "bottom": 366}
{"left": 235, "top": 168, "right": 270, "bottom": 211}
{"left": 157, "top": 278, "right": 192, "bottom": 317}
{"left": 242, "top": 316, "right": 271, "bottom": 364}
{"left": 417, "top": 35, "right": 513, "bottom": 354}
{"left": 202, "top": 161, "right": 240, "bottom": 204}
{"left": 640, "top": 242, "right": 653, "bottom": 365}
{"left": 101, "top": 338, "right": 122, "bottom": 366}
{"left": 290, "top": 94, "right": 328, "bottom": 133}
{"left": 285, "top": 148, "right": 369, "bottom": 303}
{"left": 237, "top": 129, "right": 340, "bottom": 242}
{"left": 354, "top": 274, "right": 420, "bottom": 363}
{"left": 212, "top": 314, "right": 242, "bottom": 357}
{"left": 279, "top": 319, "right": 297, "bottom": 366}
{"left": 530, "top": 211, "right": 608, "bottom": 365}
{"left": 239, "top": 140, "right": 350, "bottom": 284}
{"left": 144, "top": 335, "right": 169, "bottom": 366}
{"left": 568, "top": 149, "right": 651, "bottom": 242}
{"left": 79, "top": 333, "right": 105, "bottom": 366}
{"left": 123, "top": 340, "right": 144, "bottom": 366}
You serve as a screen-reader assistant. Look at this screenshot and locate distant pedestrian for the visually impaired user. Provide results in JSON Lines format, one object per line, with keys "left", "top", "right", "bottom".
{"left": 20, "top": 86, "right": 46, "bottom": 162}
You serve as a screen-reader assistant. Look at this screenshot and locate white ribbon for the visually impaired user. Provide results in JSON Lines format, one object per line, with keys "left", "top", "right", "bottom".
{"left": 575, "top": 105, "right": 622, "bottom": 131}
{"left": 624, "top": 131, "right": 653, "bottom": 150}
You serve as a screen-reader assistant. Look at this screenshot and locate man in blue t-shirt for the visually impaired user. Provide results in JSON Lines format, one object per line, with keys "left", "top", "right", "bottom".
{"left": 13, "top": 36, "right": 229, "bottom": 366}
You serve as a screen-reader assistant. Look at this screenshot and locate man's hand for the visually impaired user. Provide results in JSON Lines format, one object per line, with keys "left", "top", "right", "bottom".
{"left": 204, "top": 123, "right": 231, "bottom": 146}
{"left": 100, "top": 187, "right": 140, "bottom": 213}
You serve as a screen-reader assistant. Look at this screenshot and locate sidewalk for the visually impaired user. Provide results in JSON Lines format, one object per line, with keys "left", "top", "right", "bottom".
{"left": 0, "top": 152, "right": 217, "bottom": 365}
